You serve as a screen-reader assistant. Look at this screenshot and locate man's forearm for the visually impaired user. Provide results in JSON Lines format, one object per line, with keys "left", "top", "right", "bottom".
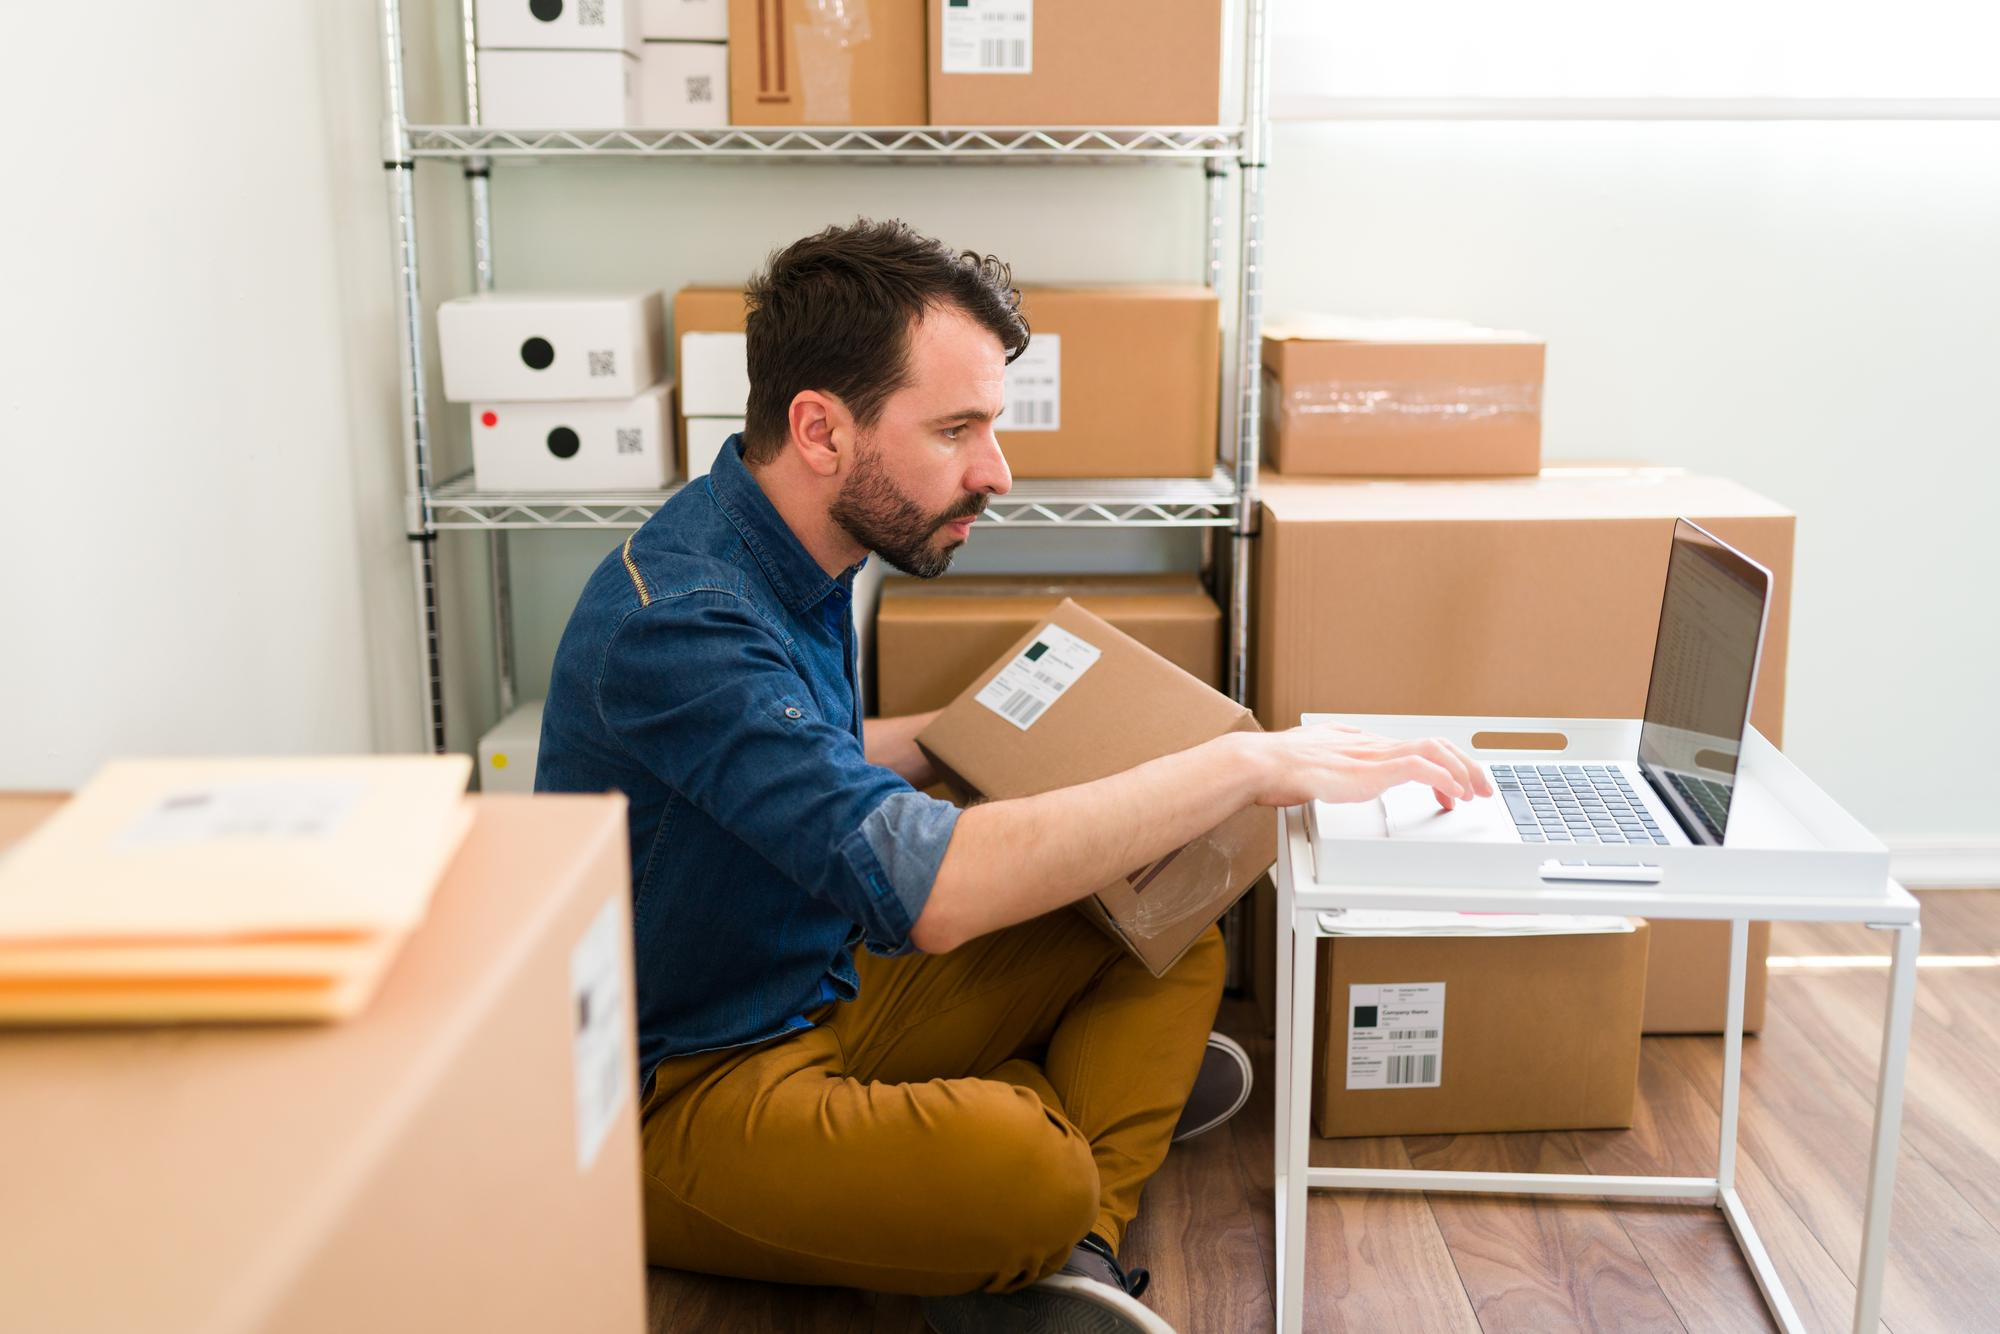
{"left": 911, "top": 733, "right": 1267, "bottom": 954}
{"left": 863, "top": 711, "right": 942, "bottom": 787}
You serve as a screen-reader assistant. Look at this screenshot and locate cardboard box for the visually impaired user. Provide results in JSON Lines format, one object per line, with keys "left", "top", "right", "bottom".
{"left": 730, "top": 0, "right": 926, "bottom": 125}
{"left": 917, "top": 600, "right": 1272, "bottom": 975}
{"left": 1311, "top": 922, "right": 1649, "bottom": 1138}
{"left": 928, "top": 0, "right": 1223, "bottom": 126}
{"left": 672, "top": 285, "right": 750, "bottom": 420}
{"left": 682, "top": 416, "right": 742, "bottom": 478}
{"left": 876, "top": 574, "right": 1221, "bottom": 716}
{"left": 477, "top": 48, "right": 642, "bottom": 126}
{"left": 0, "top": 795, "right": 647, "bottom": 1333}
{"left": 1261, "top": 317, "right": 1546, "bottom": 477}
{"left": 472, "top": 383, "right": 675, "bottom": 490}
{"left": 476, "top": 0, "right": 642, "bottom": 52}
{"left": 1256, "top": 467, "right": 1792, "bottom": 1033}
{"left": 1644, "top": 919, "right": 1771, "bottom": 1034}
{"left": 999, "top": 287, "right": 1219, "bottom": 479}
{"left": 640, "top": 39, "right": 728, "bottom": 126}
{"left": 441, "top": 290, "right": 665, "bottom": 403}
{"left": 644, "top": 0, "right": 727, "bottom": 40}
{"left": 478, "top": 700, "right": 547, "bottom": 794}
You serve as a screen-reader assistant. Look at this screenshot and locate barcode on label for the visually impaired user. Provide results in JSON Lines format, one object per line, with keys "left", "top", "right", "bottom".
{"left": 1386, "top": 1055, "right": 1438, "bottom": 1086}
{"left": 588, "top": 349, "right": 616, "bottom": 377}
{"left": 1011, "top": 399, "right": 1055, "bottom": 427}
{"left": 579, "top": 0, "right": 606, "bottom": 25}
{"left": 998, "top": 689, "right": 1047, "bottom": 726}
{"left": 615, "top": 428, "right": 641, "bottom": 455}
{"left": 980, "top": 38, "right": 1028, "bottom": 70}
{"left": 1386, "top": 1029, "right": 1440, "bottom": 1041}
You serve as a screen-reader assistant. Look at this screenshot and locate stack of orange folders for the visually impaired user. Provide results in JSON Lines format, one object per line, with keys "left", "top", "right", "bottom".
{"left": 0, "top": 756, "right": 474, "bottom": 1024}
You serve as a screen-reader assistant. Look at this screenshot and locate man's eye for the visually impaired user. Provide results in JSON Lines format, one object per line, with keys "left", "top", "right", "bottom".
{"left": 942, "top": 425, "right": 965, "bottom": 441}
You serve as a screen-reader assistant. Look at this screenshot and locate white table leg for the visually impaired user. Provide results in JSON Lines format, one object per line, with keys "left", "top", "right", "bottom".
{"left": 1280, "top": 911, "right": 1318, "bottom": 1334}
{"left": 1272, "top": 811, "right": 1294, "bottom": 1308}
{"left": 1854, "top": 920, "right": 1920, "bottom": 1332}
{"left": 1717, "top": 918, "right": 1749, "bottom": 1194}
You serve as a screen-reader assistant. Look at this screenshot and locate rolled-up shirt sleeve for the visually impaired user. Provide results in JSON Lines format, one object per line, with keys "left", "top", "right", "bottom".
{"left": 596, "top": 589, "right": 958, "bottom": 950}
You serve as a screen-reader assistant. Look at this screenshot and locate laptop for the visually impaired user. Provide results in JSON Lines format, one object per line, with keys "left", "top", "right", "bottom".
{"left": 1372, "top": 518, "right": 1772, "bottom": 873}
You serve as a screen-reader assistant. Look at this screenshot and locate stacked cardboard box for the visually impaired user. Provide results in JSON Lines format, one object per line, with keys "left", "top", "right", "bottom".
{"left": 476, "top": 0, "right": 643, "bottom": 126}
{"left": 672, "top": 285, "right": 748, "bottom": 477}
{"left": 875, "top": 575, "right": 1221, "bottom": 715}
{"left": 1255, "top": 466, "right": 1795, "bottom": 1035}
{"left": 439, "top": 291, "right": 675, "bottom": 491}
{"left": 641, "top": 0, "right": 729, "bottom": 126}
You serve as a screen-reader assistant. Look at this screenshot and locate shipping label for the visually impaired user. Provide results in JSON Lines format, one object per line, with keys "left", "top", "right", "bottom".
{"left": 941, "top": 0, "right": 1033, "bottom": 75}
{"left": 570, "top": 894, "right": 629, "bottom": 1173}
{"left": 1346, "top": 982, "right": 1445, "bottom": 1090}
{"left": 1002, "top": 332, "right": 1060, "bottom": 432}
{"left": 116, "top": 780, "right": 363, "bottom": 849}
{"left": 974, "top": 624, "right": 1099, "bottom": 731}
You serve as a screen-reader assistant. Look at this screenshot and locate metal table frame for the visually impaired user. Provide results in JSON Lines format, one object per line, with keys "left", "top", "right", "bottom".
{"left": 1272, "top": 805, "right": 1922, "bottom": 1334}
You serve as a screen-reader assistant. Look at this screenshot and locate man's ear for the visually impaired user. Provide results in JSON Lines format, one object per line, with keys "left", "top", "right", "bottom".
{"left": 786, "top": 390, "right": 851, "bottom": 479}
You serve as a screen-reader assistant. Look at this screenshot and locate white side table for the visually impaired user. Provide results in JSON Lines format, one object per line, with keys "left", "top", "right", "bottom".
{"left": 1273, "top": 805, "right": 1921, "bottom": 1334}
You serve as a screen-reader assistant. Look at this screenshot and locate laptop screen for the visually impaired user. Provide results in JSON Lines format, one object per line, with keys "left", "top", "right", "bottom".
{"left": 1635, "top": 519, "right": 1772, "bottom": 845}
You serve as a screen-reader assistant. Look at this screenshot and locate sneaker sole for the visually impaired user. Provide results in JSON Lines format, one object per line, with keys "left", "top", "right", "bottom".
{"left": 924, "top": 1274, "right": 1179, "bottom": 1334}
{"left": 1169, "top": 1031, "right": 1253, "bottom": 1144}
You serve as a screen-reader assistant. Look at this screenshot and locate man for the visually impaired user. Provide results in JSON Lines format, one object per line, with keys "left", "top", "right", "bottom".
{"left": 538, "top": 219, "right": 1490, "bottom": 1333}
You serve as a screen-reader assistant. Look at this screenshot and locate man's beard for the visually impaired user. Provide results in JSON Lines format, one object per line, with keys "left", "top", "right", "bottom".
{"left": 829, "top": 441, "right": 986, "bottom": 579}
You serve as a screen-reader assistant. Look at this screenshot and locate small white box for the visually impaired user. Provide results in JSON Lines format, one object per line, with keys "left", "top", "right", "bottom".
{"left": 477, "top": 49, "right": 640, "bottom": 127}
{"left": 475, "top": 0, "right": 641, "bottom": 53}
{"left": 640, "top": 41, "right": 728, "bottom": 127}
{"left": 477, "top": 701, "right": 545, "bottom": 794}
{"left": 472, "top": 383, "right": 675, "bottom": 491}
{"left": 440, "top": 290, "right": 665, "bottom": 402}
{"left": 678, "top": 330, "right": 748, "bottom": 416}
{"left": 642, "top": 0, "right": 726, "bottom": 40}
{"left": 683, "top": 417, "right": 743, "bottom": 479}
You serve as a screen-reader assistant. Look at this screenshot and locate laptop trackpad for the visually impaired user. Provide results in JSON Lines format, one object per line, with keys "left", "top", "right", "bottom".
{"left": 1381, "top": 784, "right": 1515, "bottom": 843}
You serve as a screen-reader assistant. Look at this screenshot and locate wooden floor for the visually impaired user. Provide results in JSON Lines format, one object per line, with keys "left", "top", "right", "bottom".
{"left": 647, "top": 892, "right": 2000, "bottom": 1333}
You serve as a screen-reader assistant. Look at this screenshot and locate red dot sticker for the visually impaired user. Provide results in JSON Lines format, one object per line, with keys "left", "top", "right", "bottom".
{"left": 480, "top": 411, "right": 498, "bottom": 428}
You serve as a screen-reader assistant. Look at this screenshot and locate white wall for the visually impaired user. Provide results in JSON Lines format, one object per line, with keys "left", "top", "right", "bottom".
{"left": 0, "top": 1, "right": 426, "bottom": 786}
{"left": 2, "top": 5, "right": 1993, "bottom": 863}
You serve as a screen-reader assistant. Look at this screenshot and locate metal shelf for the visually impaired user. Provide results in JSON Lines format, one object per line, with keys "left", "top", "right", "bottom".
{"left": 427, "top": 469, "right": 1238, "bottom": 532}
{"left": 405, "top": 125, "right": 1242, "bottom": 163}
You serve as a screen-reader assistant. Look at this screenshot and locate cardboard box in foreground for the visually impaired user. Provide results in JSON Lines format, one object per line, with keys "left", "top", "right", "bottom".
{"left": 917, "top": 600, "right": 1273, "bottom": 975}
{"left": 0, "top": 794, "right": 647, "bottom": 1333}
{"left": 875, "top": 574, "right": 1221, "bottom": 716}
{"left": 1312, "top": 923, "right": 1650, "bottom": 1138}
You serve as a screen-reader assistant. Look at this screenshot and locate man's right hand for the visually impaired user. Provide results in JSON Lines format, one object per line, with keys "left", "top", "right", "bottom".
{"left": 1238, "top": 720, "right": 1493, "bottom": 812}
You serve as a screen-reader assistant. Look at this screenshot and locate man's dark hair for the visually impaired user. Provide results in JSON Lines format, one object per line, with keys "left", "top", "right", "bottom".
{"left": 739, "top": 218, "right": 1029, "bottom": 466}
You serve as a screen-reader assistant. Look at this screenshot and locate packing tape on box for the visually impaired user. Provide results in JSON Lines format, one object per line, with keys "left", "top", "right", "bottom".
{"left": 1274, "top": 380, "right": 1543, "bottom": 434}
{"left": 795, "top": 0, "right": 871, "bottom": 123}
{"left": 1122, "top": 820, "right": 1263, "bottom": 937}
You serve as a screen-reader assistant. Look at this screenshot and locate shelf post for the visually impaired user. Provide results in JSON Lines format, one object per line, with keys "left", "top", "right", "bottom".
{"left": 1228, "top": 0, "right": 1271, "bottom": 709}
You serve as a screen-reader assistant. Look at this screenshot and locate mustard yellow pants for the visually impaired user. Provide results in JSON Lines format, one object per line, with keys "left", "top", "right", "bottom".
{"left": 638, "top": 910, "right": 1226, "bottom": 1296}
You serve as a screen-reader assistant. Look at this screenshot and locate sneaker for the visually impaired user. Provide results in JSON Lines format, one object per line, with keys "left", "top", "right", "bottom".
{"left": 922, "top": 1233, "right": 1176, "bottom": 1334}
{"left": 1169, "top": 1031, "right": 1252, "bottom": 1144}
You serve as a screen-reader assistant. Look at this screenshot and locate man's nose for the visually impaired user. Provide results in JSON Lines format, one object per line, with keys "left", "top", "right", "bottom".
{"left": 968, "top": 424, "right": 1012, "bottom": 496}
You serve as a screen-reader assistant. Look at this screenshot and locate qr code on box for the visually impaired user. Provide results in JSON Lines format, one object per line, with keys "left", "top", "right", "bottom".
{"left": 615, "top": 429, "right": 641, "bottom": 455}
{"left": 588, "top": 350, "right": 616, "bottom": 377}
{"left": 580, "top": 0, "right": 606, "bottom": 26}
{"left": 686, "top": 76, "right": 713, "bottom": 104}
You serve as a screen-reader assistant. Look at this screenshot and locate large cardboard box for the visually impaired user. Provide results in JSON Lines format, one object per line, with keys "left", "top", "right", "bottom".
{"left": 1261, "top": 318, "right": 1545, "bottom": 477}
{"left": 1312, "top": 923, "right": 1650, "bottom": 1138}
{"left": 1644, "top": 919, "right": 1772, "bottom": 1034}
{"left": 729, "top": 0, "right": 926, "bottom": 124}
{"left": 1001, "top": 287, "right": 1219, "bottom": 479}
{"left": 875, "top": 574, "right": 1221, "bottom": 715}
{"left": 927, "top": 0, "right": 1223, "bottom": 126}
{"left": 1256, "top": 467, "right": 1792, "bottom": 1034}
{"left": 917, "top": 600, "right": 1273, "bottom": 975}
{"left": 639, "top": 39, "right": 729, "bottom": 126}
{"left": 0, "top": 794, "right": 646, "bottom": 1333}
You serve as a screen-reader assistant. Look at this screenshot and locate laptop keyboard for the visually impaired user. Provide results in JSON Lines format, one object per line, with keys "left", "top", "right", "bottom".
{"left": 1666, "top": 771, "right": 1730, "bottom": 842}
{"left": 1490, "top": 764, "right": 1671, "bottom": 846}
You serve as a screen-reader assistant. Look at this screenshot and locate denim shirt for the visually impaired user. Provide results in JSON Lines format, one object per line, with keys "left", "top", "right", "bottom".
{"left": 536, "top": 436, "right": 961, "bottom": 1096}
